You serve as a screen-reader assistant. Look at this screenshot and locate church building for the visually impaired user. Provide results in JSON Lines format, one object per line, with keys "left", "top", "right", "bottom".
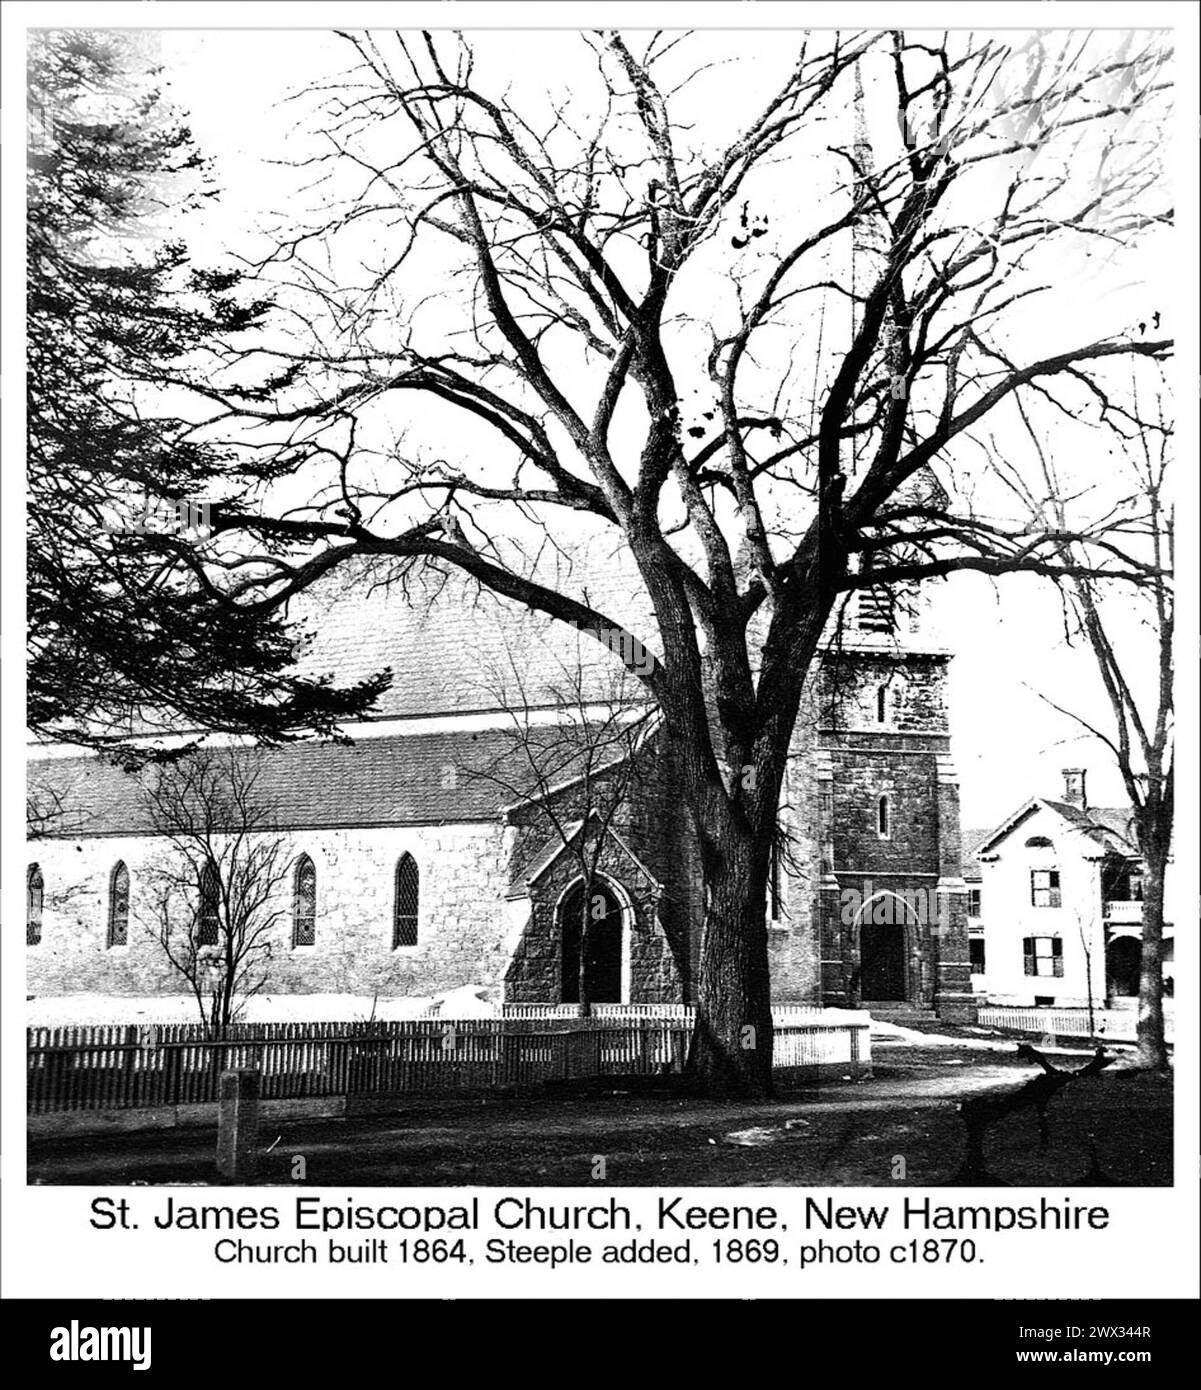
{"left": 25, "top": 563, "right": 974, "bottom": 1019}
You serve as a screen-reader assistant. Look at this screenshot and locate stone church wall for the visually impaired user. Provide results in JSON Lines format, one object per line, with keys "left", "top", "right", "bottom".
{"left": 25, "top": 822, "right": 516, "bottom": 1004}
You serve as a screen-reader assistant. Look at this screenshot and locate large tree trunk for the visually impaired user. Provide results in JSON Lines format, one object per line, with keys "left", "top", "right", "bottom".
{"left": 1135, "top": 846, "right": 1170, "bottom": 1069}
{"left": 689, "top": 827, "right": 775, "bottom": 1099}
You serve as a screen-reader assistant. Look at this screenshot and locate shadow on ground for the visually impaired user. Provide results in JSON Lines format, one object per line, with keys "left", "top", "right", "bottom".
{"left": 28, "top": 1047, "right": 1171, "bottom": 1188}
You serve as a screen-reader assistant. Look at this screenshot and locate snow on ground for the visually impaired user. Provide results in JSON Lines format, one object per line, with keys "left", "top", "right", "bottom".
{"left": 870, "top": 1018, "right": 1108, "bottom": 1055}
{"left": 26, "top": 985, "right": 499, "bottom": 1027}
{"left": 25, "top": 995, "right": 1135, "bottom": 1055}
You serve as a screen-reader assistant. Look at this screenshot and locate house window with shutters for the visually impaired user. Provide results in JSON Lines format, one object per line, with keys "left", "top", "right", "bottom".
{"left": 108, "top": 861, "right": 130, "bottom": 948}
{"left": 197, "top": 862, "right": 220, "bottom": 946}
{"left": 394, "top": 854, "right": 419, "bottom": 947}
{"left": 1023, "top": 936, "right": 1064, "bottom": 977}
{"left": 1030, "top": 868, "right": 1061, "bottom": 908}
{"left": 27, "top": 864, "right": 44, "bottom": 945}
{"left": 293, "top": 855, "right": 316, "bottom": 947}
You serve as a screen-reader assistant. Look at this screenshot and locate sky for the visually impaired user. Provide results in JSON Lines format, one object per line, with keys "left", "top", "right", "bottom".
{"left": 106, "top": 26, "right": 1178, "bottom": 829}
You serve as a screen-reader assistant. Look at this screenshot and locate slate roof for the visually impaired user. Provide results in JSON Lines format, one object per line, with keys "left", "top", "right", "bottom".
{"left": 287, "top": 541, "right": 657, "bottom": 721}
{"left": 1040, "top": 799, "right": 1137, "bottom": 852}
{"left": 28, "top": 727, "right": 612, "bottom": 838}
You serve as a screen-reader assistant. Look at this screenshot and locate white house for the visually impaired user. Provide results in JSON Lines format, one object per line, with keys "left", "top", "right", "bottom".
{"left": 963, "top": 769, "right": 1173, "bottom": 1009}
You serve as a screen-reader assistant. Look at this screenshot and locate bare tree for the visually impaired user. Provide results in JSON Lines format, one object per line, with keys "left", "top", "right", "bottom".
{"left": 1072, "top": 902, "right": 1100, "bottom": 1044}
{"left": 26, "top": 777, "right": 90, "bottom": 840}
{"left": 140, "top": 749, "right": 291, "bottom": 1033}
{"left": 1019, "top": 380, "right": 1173, "bottom": 1069}
{"left": 105, "top": 31, "right": 1172, "bottom": 1094}
{"left": 466, "top": 634, "right": 654, "bottom": 1015}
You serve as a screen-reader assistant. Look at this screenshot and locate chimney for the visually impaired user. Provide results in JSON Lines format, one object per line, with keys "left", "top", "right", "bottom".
{"left": 1062, "top": 768, "right": 1087, "bottom": 810}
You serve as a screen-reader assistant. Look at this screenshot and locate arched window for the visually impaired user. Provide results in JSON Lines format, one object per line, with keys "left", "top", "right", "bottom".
{"left": 108, "top": 862, "right": 130, "bottom": 948}
{"left": 197, "top": 862, "right": 220, "bottom": 946}
{"left": 876, "top": 685, "right": 888, "bottom": 723}
{"left": 27, "top": 864, "right": 44, "bottom": 946}
{"left": 1025, "top": 835, "right": 1054, "bottom": 849}
{"left": 768, "top": 827, "right": 783, "bottom": 920}
{"left": 293, "top": 855, "right": 316, "bottom": 947}
{"left": 877, "top": 795, "right": 891, "bottom": 839}
{"left": 394, "top": 854, "right": 419, "bottom": 947}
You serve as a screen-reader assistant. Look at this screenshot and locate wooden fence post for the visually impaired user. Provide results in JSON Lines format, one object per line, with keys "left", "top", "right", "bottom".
{"left": 216, "top": 1068, "right": 260, "bottom": 1182}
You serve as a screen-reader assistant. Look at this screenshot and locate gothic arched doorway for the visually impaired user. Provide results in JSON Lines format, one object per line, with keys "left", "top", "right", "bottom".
{"left": 860, "top": 920, "right": 907, "bottom": 1000}
{"left": 855, "top": 892, "right": 918, "bottom": 1003}
{"left": 559, "top": 879, "right": 624, "bottom": 1004}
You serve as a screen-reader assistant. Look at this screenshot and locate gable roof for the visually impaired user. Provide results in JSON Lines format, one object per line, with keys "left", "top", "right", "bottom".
{"left": 973, "top": 797, "right": 1139, "bottom": 862}
{"left": 27, "top": 727, "right": 618, "bottom": 838}
{"left": 511, "top": 816, "right": 661, "bottom": 897}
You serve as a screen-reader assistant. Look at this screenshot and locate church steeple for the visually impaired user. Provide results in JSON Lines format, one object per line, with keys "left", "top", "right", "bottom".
{"left": 842, "top": 61, "right": 946, "bottom": 651}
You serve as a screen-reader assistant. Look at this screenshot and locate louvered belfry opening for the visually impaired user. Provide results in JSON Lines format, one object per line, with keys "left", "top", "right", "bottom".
{"left": 856, "top": 585, "right": 896, "bottom": 633}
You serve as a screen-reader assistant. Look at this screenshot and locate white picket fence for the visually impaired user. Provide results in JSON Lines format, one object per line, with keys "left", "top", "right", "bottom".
{"left": 500, "top": 1002, "right": 833, "bottom": 1021}
{"left": 500, "top": 1005, "right": 872, "bottom": 1078}
{"left": 977, "top": 1005, "right": 1174, "bottom": 1044}
{"left": 501, "top": 1003, "right": 693, "bottom": 1019}
{"left": 29, "top": 1009, "right": 872, "bottom": 1112}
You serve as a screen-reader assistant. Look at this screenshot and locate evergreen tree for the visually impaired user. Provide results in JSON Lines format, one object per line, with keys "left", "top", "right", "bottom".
{"left": 26, "top": 29, "right": 387, "bottom": 754}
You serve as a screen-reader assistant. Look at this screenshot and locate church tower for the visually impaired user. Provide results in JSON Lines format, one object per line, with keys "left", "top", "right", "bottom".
{"left": 760, "top": 63, "right": 974, "bottom": 1018}
{"left": 768, "top": 586, "right": 974, "bottom": 1018}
